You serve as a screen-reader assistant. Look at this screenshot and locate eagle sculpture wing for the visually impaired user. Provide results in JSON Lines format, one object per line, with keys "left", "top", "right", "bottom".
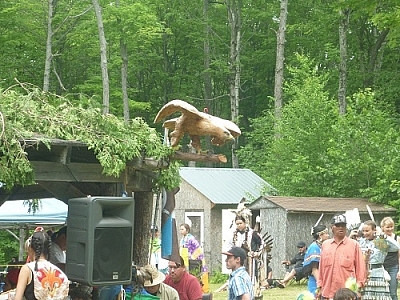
{"left": 154, "top": 100, "right": 200, "bottom": 122}
{"left": 154, "top": 99, "right": 241, "bottom": 152}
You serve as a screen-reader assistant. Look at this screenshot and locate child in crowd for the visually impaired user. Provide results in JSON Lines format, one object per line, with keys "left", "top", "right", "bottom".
{"left": 333, "top": 288, "right": 358, "bottom": 300}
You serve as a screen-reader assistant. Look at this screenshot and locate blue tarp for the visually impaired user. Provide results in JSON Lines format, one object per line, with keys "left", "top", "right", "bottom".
{"left": 0, "top": 198, "right": 67, "bottom": 228}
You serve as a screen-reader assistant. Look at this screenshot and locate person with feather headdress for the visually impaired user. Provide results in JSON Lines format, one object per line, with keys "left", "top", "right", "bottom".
{"left": 225, "top": 200, "right": 264, "bottom": 297}
{"left": 227, "top": 202, "right": 263, "bottom": 257}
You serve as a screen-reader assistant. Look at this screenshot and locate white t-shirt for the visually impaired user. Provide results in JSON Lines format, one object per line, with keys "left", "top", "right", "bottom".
{"left": 50, "top": 243, "right": 66, "bottom": 265}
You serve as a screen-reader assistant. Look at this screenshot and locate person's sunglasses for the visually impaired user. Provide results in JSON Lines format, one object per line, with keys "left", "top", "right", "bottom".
{"left": 168, "top": 263, "right": 181, "bottom": 269}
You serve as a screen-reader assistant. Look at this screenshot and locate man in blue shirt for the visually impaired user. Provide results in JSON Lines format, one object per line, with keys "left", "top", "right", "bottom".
{"left": 222, "top": 246, "right": 254, "bottom": 300}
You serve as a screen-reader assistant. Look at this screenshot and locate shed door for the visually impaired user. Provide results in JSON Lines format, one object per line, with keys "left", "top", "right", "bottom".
{"left": 184, "top": 212, "right": 204, "bottom": 247}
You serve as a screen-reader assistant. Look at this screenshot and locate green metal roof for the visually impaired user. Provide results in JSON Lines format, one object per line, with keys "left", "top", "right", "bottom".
{"left": 179, "top": 167, "right": 275, "bottom": 205}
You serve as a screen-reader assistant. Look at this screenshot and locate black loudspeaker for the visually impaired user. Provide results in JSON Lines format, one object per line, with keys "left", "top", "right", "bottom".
{"left": 66, "top": 196, "right": 135, "bottom": 286}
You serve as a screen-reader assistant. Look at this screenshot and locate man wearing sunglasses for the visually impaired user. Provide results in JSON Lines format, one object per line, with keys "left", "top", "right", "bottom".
{"left": 164, "top": 256, "right": 203, "bottom": 300}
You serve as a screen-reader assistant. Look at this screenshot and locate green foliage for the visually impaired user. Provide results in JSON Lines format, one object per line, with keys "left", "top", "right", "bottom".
{"left": 238, "top": 112, "right": 275, "bottom": 179}
{"left": 267, "top": 55, "right": 338, "bottom": 196}
{"left": 389, "top": 180, "right": 400, "bottom": 209}
{"left": 23, "top": 199, "right": 42, "bottom": 214}
{"left": 0, "top": 230, "right": 19, "bottom": 265}
{"left": 239, "top": 54, "right": 400, "bottom": 210}
{"left": 327, "top": 89, "right": 400, "bottom": 201}
{"left": 156, "top": 160, "right": 181, "bottom": 191}
{"left": 1, "top": 0, "right": 399, "bottom": 142}
{"left": 0, "top": 86, "right": 178, "bottom": 190}
{"left": 0, "top": 1, "right": 46, "bottom": 88}
{"left": 239, "top": 54, "right": 338, "bottom": 196}
{"left": 1, "top": 0, "right": 400, "bottom": 204}
{"left": 209, "top": 269, "right": 229, "bottom": 284}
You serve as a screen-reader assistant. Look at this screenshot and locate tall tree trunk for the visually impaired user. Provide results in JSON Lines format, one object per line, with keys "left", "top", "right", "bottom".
{"left": 364, "top": 28, "right": 389, "bottom": 87}
{"left": 92, "top": 0, "right": 110, "bottom": 115}
{"left": 227, "top": 0, "right": 241, "bottom": 168}
{"left": 116, "top": 0, "right": 129, "bottom": 122}
{"left": 203, "top": 0, "right": 213, "bottom": 166}
{"left": 120, "top": 41, "right": 129, "bottom": 122}
{"left": 274, "top": 0, "right": 288, "bottom": 121}
{"left": 43, "top": 0, "right": 54, "bottom": 92}
{"left": 162, "top": 32, "right": 170, "bottom": 103}
{"left": 133, "top": 191, "right": 154, "bottom": 266}
{"left": 338, "top": 8, "right": 350, "bottom": 115}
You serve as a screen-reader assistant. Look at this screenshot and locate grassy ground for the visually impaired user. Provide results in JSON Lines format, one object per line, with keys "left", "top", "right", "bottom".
{"left": 209, "top": 282, "right": 308, "bottom": 300}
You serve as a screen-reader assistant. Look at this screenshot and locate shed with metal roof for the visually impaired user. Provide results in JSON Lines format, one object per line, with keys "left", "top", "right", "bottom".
{"left": 174, "top": 167, "right": 273, "bottom": 273}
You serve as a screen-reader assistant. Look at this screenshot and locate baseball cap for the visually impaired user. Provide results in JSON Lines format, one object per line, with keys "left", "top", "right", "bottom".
{"left": 331, "top": 214, "right": 347, "bottom": 225}
{"left": 297, "top": 241, "right": 306, "bottom": 248}
{"left": 222, "top": 246, "right": 247, "bottom": 262}
{"left": 51, "top": 226, "right": 67, "bottom": 241}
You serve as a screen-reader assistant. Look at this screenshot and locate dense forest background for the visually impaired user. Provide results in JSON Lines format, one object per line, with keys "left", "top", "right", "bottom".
{"left": 1, "top": 0, "right": 400, "bottom": 221}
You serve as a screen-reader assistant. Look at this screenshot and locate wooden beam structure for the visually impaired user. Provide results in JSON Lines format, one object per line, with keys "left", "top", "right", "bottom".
{"left": 0, "top": 138, "right": 164, "bottom": 204}
{"left": 171, "top": 151, "right": 228, "bottom": 163}
{"left": 0, "top": 138, "right": 170, "bottom": 267}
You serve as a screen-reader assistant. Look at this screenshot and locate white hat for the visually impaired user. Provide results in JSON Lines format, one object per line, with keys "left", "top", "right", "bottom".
{"left": 142, "top": 265, "right": 166, "bottom": 287}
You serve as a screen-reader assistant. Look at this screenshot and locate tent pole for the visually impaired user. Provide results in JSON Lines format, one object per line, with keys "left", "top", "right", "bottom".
{"left": 6, "top": 229, "right": 19, "bottom": 241}
{"left": 19, "top": 228, "right": 26, "bottom": 261}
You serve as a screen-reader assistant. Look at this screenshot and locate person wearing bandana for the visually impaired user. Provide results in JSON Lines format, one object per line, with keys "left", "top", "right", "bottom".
{"left": 302, "top": 224, "right": 330, "bottom": 296}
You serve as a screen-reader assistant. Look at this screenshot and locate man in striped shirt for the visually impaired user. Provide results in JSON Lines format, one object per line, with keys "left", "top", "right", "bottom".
{"left": 222, "top": 246, "right": 254, "bottom": 300}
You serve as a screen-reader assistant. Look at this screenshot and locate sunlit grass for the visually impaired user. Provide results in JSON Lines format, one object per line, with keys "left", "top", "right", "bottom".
{"left": 209, "top": 282, "right": 308, "bottom": 300}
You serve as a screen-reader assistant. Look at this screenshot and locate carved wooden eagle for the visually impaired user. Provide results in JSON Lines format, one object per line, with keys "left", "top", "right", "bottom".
{"left": 154, "top": 99, "right": 241, "bottom": 152}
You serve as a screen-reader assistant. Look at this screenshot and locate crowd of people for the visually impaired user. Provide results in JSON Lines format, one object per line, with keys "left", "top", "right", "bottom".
{"left": 145, "top": 208, "right": 400, "bottom": 300}
{"left": 277, "top": 213, "right": 400, "bottom": 300}
{"left": 2, "top": 209, "right": 400, "bottom": 300}
{"left": 219, "top": 206, "right": 400, "bottom": 300}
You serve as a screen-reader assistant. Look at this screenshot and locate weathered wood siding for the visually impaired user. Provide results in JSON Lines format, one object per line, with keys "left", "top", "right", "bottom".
{"left": 174, "top": 180, "right": 216, "bottom": 271}
{"left": 209, "top": 205, "right": 224, "bottom": 272}
{"left": 259, "top": 206, "right": 287, "bottom": 278}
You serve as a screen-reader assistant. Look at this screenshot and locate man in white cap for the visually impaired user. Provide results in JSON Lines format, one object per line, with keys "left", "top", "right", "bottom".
{"left": 142, "top": 265, "right": 179, "bottom": 299}
{"left": 222, "top": 246, "right": 254, "bottom": 300}
{"left": 317, "top": 213, "right": 366, "bottom": 300}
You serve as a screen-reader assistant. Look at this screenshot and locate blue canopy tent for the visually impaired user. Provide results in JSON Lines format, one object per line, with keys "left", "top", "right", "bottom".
{"left": 0, "top": 198, "right": 67, "bottom": 260}
{"left": 0, "top": 198, "right": 67, "bottom": 229}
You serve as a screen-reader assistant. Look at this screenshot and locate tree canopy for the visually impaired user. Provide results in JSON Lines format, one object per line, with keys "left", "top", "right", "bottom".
{"left": 1, "top": 0, "right": 400, "bottom": 211}
{"left": 238, "top": 55, "right": 400, "bottom": 207}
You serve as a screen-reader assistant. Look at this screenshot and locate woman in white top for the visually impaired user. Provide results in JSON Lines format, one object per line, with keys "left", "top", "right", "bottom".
{"left": 381, "top": 217, "right": 400, "bottom": 300}
{"left": 10, "top": 227, "right": 69, "bottom": 300}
